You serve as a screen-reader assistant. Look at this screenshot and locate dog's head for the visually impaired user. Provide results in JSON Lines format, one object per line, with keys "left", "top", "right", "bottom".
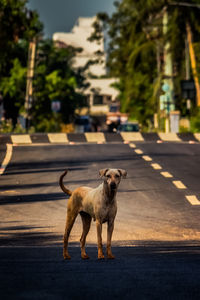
{"left": 99, "top": 168, "right": 127, "bottom": 191}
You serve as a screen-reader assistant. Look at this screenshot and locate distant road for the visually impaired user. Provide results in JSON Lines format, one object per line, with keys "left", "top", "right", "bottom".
{"left": 0, "top": 142, "right": 200, "bottom": 299}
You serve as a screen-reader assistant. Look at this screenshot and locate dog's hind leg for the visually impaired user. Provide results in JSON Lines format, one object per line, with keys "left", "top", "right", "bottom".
{"left": 63, "top": 207, "right": 78, "bottom": 260}
{"left": 80, "top": 211, "right": 91, "bottom": 259}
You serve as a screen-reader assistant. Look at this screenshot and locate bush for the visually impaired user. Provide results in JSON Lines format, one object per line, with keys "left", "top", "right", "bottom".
{"left": 35, "top": 116, "right": 61, "bottom": 132}
{"left": 190, "top": 109, "right": 200, "bottom": 133}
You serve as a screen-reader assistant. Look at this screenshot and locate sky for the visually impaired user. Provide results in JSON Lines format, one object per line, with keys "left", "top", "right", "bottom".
{"left": 27, "top": 0, "right": 116, "bottom": 38}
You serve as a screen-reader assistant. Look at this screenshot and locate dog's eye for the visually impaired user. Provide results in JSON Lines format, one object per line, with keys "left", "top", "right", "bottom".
{"left": 107, "top": 175, "right": 111, "bottom": 178}
{"left": 115, "top": 174, "right": 120, "bottom": 178}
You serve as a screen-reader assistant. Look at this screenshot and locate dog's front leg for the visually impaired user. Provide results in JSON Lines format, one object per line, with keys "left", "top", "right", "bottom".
{"left": 107, "top": 220, "right": 115, "bottom": 259}
{"left": 96, "top": 220, "right": 104, "bottom": 259}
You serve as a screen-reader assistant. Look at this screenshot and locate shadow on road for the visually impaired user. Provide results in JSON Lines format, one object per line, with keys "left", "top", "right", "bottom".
{"left": 0, "top": 192, "right": 68, "bottom": 205}
{"left": 0, "top": 241, "right": 200, "bottom": 299}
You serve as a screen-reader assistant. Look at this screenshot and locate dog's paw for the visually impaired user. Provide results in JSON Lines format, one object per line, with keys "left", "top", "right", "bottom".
{"left": 98, "top": 254, "right": 105, "bottom": 259}
{"left": 107, "top": 254, "right": 115, "bottom": 259}
{"left": 63, "top": 253, "right": 71, "bottom": 260}
{"left": 81, "top": 254, "right": 90, "bottom": 260}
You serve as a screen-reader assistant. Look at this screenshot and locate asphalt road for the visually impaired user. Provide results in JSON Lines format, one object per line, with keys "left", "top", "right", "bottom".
{"left": 0, "top": 141, "right": 200, "bottom": 299}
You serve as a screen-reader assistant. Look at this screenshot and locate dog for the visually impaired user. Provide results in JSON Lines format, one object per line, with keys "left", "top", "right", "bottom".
{"left": 59, "top": 168, "right": 127, "bottom": 260}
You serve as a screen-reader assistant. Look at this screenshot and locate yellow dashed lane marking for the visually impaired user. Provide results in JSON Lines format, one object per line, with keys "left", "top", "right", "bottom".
{"left": 151, "top": 163, "right": 162, "bottom": 170}
{"left": 173, "top": 180, "right": 187, "bottom": 189}
{"left": 142, "top": 155, "right": 152, "bottom": 161}
{"left": 161, "top": 172, "right": 173, "bottom": 178}
{"left": 130, "top": 145, "right": 199, "bottom": 207}
{"left": 129, "top": 143, "right": 136, "bottom": 148}
{"left": 134, "top": 149, "right": 143, "bottom": 154}
{"left": 186, "top": 195, "right": 200, "bottom": 205}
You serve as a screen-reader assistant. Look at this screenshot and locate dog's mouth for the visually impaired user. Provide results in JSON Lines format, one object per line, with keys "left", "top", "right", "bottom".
{"left": 110, "top": 183, "right": 117, "bottom": 191}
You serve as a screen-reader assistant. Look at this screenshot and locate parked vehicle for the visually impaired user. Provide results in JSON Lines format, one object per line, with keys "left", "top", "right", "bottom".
{"left": 117, "top": 122, "right": 139, "bottom": 132}
{"left": 74, "top": 116, "right": 92, "bottom": 132}
{"left": 106, "top": 103, "right": 128, "bottom": 132}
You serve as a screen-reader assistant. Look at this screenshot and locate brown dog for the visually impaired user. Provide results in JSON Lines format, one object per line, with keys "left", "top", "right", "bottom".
{"left": 59, "top": 168, "right": 127, "bottom": 260}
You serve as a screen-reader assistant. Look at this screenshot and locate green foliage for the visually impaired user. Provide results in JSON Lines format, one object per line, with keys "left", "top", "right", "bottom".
{"left": 0, "top": 0, "right": 43, "bottom": 76}
{"left": 94, "top": 0, "right": 164, "bottom": 126}
{"left": 190, "top": 108, "right": 200, "bottom": 132}
{"left": 0, "top": 58, "right": 26, "bottom": 98}
{"left": 93, "top": 0, "right": 200, "bottom": 128}
{"left": 0, "top": 0, "right": 43, "bottom": 129}
{"left": 0, "top": 58, "right": 27, "bottom": 126}
{"left": 0, "top": 2, "right": 87, "bottom": 132}
{"left": 31, "top": 40, "right": 87, "bottom": 131}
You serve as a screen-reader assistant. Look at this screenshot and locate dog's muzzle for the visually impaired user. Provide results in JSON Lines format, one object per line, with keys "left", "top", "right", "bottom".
{"left": 110, "top": 182, "right": 117, "bottom": 190}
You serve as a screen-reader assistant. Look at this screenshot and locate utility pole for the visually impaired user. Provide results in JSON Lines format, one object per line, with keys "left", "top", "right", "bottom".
{"left": 25, "top": 38, "right": 36, "bottom": 131}
{"left": 162, "top": 7, "right": 175, "bottom": 133}
{"left": 186, "top": 22, "right": 200, "bottom": 107}
{"left": 185, "top": 37, "right": 190, "bottom": 80}
{"left": 170, "top": 2, "right": 200, "bottom": 107}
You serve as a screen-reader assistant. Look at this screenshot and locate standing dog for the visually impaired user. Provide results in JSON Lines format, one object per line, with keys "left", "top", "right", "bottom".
{"left": 59, "top": 168, "right": 127, "bottom": 260}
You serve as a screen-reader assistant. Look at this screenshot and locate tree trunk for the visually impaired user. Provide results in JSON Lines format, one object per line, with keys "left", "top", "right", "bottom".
{"left": 186, "top": 22, "right": 200, "bottom": 107}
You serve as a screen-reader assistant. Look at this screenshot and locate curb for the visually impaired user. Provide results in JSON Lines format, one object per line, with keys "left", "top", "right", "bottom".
{"left": 0, "top": 132, "right": 200, "bottom": 145}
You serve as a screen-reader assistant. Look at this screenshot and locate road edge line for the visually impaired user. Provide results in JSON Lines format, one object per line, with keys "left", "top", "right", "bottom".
{"left": 0, "top": 143, "right": 13, "bottom": 175}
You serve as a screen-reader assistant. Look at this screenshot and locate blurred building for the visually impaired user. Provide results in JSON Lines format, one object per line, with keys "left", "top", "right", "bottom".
{"left": 53, "top": 17, "right": 106, "bottom": 77}
{"left": 53, "top": 17, "right": 118, "bottom": 120}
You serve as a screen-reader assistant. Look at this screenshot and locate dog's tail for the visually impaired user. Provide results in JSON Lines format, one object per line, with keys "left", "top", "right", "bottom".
{"left": 59, "top": 170, "right": 72, "bottom": 196}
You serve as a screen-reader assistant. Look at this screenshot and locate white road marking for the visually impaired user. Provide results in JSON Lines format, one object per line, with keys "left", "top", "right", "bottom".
{"left": 173, "top": 180, "right": 187, "bottom": 189}
{"left": 186, "top": 195, "right": 200, "bottom": 205}
{"left": 134, "top": 149, "right": 143, "bottom": 154}
{"left": 151, "top": 163, "right": 162, "bottom": 170}
{"left": 0, "top": 143, "right": 13, "bottom": 175}
{"left": 48, "top": 133, "right": 68, "bottom": 143}
{"left": 158, "top": 133, "right": 181, "bottom": 142}
{"left": 120, "top": 132, "right": 144, "bottom": 141}
{"left": 142, "top": 155, "right": 152, "bottom": 161}
{"left": 85, "top": 132, "right": 105, "bottom": 143}
{"left": 160, "top": 172, "right": 173, "bottom": 178}
{"left": 11, "top": 134, "right": 32, "bottom": 144}
{"left": 194, "top": 133, "right": 200, "bottom": 142}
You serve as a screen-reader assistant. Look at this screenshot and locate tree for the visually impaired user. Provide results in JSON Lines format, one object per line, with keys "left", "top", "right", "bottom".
{"left": 0, "top": 58, "right": 26, "bottom": 125}
{"left": 92, "top": 0, "right": 200, "bottom": 129}
{"left": 0, "top": 0, "right": 43, "bottom": 128}
{"left": 31, "top": 40, "right": 88, "bottom": 132}
{"left": 0, "top": 0, "right": 43, "bottom": 76}
{"left": 0, "top": 1, "right": 87, "bottom": 132}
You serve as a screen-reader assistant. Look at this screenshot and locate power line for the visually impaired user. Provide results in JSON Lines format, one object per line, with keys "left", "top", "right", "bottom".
{"left": 171, "top": 2, "right": 200, "bottom": 9}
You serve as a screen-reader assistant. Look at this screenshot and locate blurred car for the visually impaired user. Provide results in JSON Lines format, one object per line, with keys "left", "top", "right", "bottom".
{"left": 117, "top": 122, "right": 139, "bottom": 132}
{"left": 74, "top": 116, "right": 92, "bottom": 132}
{"left": 106, "top": 103, "right": 128, "bottom": 132}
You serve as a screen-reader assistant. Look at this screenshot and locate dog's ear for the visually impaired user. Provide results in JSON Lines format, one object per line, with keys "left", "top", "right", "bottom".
{"left": 99, "top": 168, "right": 109, "bottom": 178}
{"left": 118, "top": 169, "right": 127, "bottom": 178}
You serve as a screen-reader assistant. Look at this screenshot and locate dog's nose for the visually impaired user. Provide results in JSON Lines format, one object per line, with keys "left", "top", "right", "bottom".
{"left": 110, "top": 182, "right": 116, "bottom": 189}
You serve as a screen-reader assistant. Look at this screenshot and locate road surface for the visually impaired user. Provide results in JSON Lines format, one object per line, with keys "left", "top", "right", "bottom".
{"left": 0, "top": 141, "right": 200, "bottom": 299}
